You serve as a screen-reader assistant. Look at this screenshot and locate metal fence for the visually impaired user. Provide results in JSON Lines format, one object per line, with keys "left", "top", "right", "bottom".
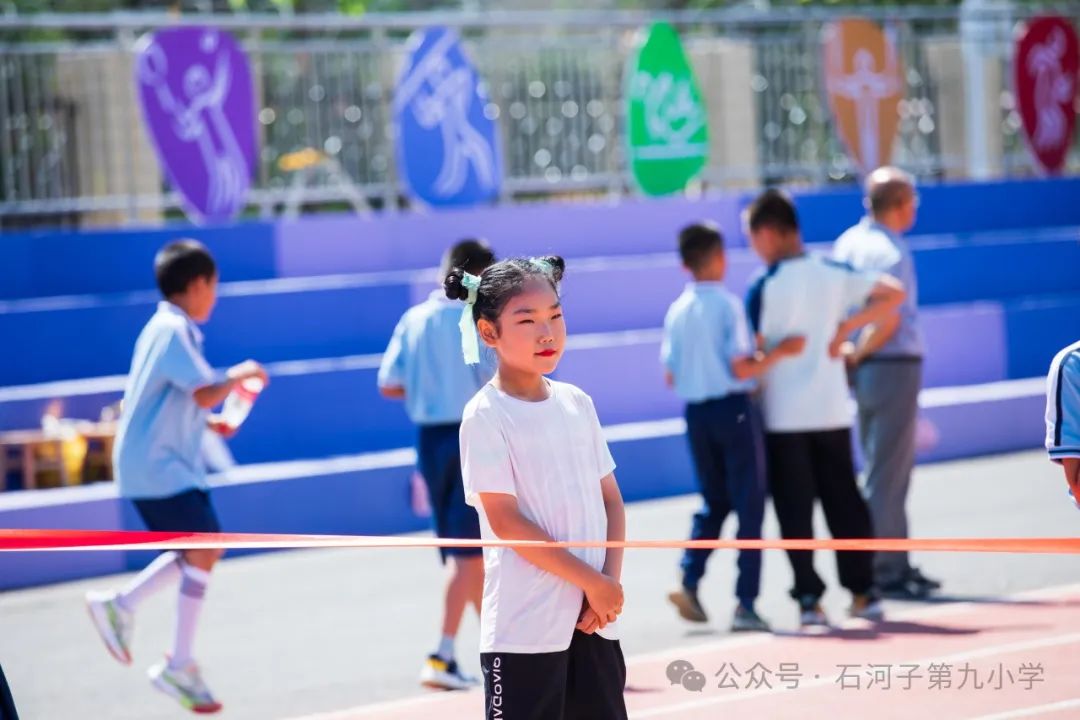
{"left": 0, "top": 5, "right": 1078, "bottom": 227}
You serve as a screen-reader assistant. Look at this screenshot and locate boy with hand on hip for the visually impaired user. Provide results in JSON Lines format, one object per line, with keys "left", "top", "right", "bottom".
{"left": 744, "top": 190, "right": 905, "bottom": 628}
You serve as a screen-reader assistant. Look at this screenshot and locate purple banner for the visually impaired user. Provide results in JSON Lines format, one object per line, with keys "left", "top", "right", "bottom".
{"left": 135, "top": 27, "right": 257, "bottom": 224}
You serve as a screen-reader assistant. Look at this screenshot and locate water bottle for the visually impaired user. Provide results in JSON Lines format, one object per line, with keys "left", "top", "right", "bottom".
{"left": 220, "top": 377, "right": 265, "bottom": 431}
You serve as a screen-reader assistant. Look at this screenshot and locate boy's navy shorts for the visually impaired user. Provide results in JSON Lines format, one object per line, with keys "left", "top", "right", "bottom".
{"left": 417, "top": 422, "right": 482, "bottom": 562}
{"left": 132, "top": 488, "right": 222, "bottom": 534}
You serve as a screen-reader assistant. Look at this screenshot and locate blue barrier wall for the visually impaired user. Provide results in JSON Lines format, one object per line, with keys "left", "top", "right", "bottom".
{"left": 914, "top": 230, "right": 1080, "bottom": 306}
{"left": 1004, "top": 295, "right": 1080, "bottom": 380}
{"left": 0, "top": 485, "right": 128, "bottom": 587}
{"left": 0, "top": 222, "right": 277, "bottom": 300}
{"left": 792, "top": 177, "right": 1080, "bottom": 245}
{"left": 3, "top": 177, "right": 1078, "bottom": 301}
{"left": 5, "top": 230, "right": 1078, "bottom": 386}
{"left": 0, "top": 280, "right": 414, "bottom": 385}
{"left": 0, "top": 300, "right": 1033, "bottom": 463}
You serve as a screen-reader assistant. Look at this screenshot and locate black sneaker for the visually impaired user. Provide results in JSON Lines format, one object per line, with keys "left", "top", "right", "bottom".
{"left": 908, "top": 567, "right": 942, "bottom": 592}
{"left": 668, "top": 586, "right": 709, "bottom": 623}
{"left": 880, "top": 576, "right": 930, "bottom": 599}
{"left": 880, "top": 568, "right": 940, "bottom": 599}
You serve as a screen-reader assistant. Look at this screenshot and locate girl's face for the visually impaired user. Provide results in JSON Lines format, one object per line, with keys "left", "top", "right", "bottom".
{"left": 478, "top": 278, "right": 566, "bottom": 376}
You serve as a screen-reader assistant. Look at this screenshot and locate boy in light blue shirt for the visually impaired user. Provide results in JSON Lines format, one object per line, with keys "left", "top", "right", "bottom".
{"left": 1045, "top": 340, "right": 1080, "bottom": 509}
{"left": 379, "top": 238, "right": 496, "bottom": 690}
{"left": 662, "top": 223, "right": 804, "bottom": 632}
{"left": 86, "top": 240, "right": 267, "bottom": 715}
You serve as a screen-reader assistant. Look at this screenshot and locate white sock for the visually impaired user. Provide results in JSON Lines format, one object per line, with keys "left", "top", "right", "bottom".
{"left": 116, "top": 551, "right": 181, "bottom": 612}
{"left": 169, "top": 564, "right": 211, "bottom": 670}
{"left": 436, "top": 635, "right": 456, "bottom": 663}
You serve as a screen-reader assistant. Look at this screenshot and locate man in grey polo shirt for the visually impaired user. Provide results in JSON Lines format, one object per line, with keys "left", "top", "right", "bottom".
{"left": 833, "top": 166, "right": 942, "bottom": 599}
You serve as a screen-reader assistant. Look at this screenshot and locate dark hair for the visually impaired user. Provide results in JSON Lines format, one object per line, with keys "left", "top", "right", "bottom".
{"left": 440, "top": 238, "right": 496, "bottom": 278}
{"left": 444, "top": 255, "right": 566, "bottom": 326}
{"left": 746, "top": 188, "right": 799, "bottom": 234}
{"left": 154, "top": 240, "right": 217, "bottom": 297}
{"left": 678, "top": 222, "right": 724, "bottom": 271}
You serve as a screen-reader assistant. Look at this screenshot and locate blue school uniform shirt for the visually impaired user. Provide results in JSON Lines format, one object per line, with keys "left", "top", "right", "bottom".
{"left": 661, "top": 281, "right": 756, "bottom": 403}
{"left": 113, "top": 302, "right": 219, "bottom": 500}
{"left": 1045, "top": 340, "right": 1080, "bottom": 462}
{"left": 833, "top": 217, "right": 924, "bottom": 358}
{"left": 378, "top": 291, "right": 496, "bottom": 425}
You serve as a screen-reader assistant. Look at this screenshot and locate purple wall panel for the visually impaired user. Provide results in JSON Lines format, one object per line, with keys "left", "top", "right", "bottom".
{"left": 917, "top": 394, "right": 1044, "bottom": 463}
{"left": 921, "top": 303, "right": 1007, "bottom": 388}
{"left": 275, "top": 195, "right": 743, "bottom": 277}
{"left": 0, "top": 488, "right": 126, "bottom": 589}
{"left": 556, "top": 340, "right": 680, "bottom": 425}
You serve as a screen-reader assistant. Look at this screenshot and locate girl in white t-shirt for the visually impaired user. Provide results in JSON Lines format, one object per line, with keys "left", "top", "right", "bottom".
{"left": 446, "top": 255, "right": 628, "bottom": 720}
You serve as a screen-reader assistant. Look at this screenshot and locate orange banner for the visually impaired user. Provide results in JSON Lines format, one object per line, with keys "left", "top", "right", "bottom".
{"left": 823, "top": 18, "right": 904, "bottom": 174}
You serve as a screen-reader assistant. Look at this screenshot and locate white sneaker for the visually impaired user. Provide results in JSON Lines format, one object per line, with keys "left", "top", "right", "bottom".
{"left": 85, "top": 591, "right": 133, "bottom": 665}
{"left": 148, "top": 658, "right": 223, "bottom": 714}
{"left": 419, "top": 654, "right": 480, "bottom": 691}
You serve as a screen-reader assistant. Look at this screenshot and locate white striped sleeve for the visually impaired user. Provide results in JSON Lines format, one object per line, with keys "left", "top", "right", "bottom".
{"left": 1046, "top": 343, "right": 1080, "bottom": 461}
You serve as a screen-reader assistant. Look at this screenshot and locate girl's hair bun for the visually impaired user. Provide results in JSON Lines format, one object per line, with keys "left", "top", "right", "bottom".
{"left": 444, "top": 267, "right": 470, "bottom": 301}
{"left": 535, "top": 255, "right": 565, "bottom": 283}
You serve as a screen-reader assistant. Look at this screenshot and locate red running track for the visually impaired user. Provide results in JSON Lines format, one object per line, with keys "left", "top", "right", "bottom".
{"left": 294, "top": 584, "right": 1080, "bottom": 720}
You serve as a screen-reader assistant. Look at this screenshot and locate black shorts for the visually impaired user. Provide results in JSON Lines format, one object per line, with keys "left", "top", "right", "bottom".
{"left": 132, "top": 488, "right": 222, "bottom": 534}
{"left": 480, "top": 631, "right": 627, "bottom": 720}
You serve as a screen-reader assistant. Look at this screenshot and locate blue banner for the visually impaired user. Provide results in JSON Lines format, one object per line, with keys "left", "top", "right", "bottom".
{"left": 393, "top": 27, "right": 502, "bottom": 208}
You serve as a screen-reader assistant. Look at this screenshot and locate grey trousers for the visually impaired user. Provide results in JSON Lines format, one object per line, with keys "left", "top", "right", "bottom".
{"left": 853, "top": 359, "right": 922, "bottom": 586}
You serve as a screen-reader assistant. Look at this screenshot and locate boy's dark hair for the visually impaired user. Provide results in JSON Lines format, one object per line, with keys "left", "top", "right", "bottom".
{"left": 154, "top": 240, "right": 217, "bottom": 297}
{"left": 678, "top": 222, "right": 724, "bottom": 271}
{"left": 445, "top": 255, "right": 566, "bottom": 327}
{"left": 746, "top": 188, "right": 799, "bottom": 234}
{"left": 441, "top": 238, "right": 496, "bottom": 278}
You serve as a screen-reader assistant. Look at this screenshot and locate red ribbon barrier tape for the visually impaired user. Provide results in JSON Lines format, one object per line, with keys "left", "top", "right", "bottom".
{"left": 0, "top": 530, "right": 1078, "bottom": 554}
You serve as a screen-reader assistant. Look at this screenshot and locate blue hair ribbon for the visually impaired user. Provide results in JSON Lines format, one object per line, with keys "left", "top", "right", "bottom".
{"left": 530, "top": 257, "right": 553, "bottom": 274}
{"left": 459, "top": 272, "right": 482, "bottom": 365}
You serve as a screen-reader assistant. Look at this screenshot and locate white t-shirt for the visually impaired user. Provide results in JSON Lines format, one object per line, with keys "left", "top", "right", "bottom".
{"left": 460, "top": 379, "right": 618, "bottom": 654}
{"left": 746, "top": 253, "right": 879, "bottom": 432}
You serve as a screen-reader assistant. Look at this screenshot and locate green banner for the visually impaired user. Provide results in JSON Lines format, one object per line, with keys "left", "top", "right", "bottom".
{"left": 625, "top": 22, "right": 708, "bottom": 196}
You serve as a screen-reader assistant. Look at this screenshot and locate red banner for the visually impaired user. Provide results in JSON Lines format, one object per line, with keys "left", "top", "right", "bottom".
{"left": 1014, "top": 16, "right": 1079, "bottom": 174}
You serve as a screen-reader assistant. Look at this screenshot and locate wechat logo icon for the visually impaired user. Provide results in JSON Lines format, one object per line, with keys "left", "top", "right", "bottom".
{"left": 666, "top": 659, "right": 706, "bottom": 692}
